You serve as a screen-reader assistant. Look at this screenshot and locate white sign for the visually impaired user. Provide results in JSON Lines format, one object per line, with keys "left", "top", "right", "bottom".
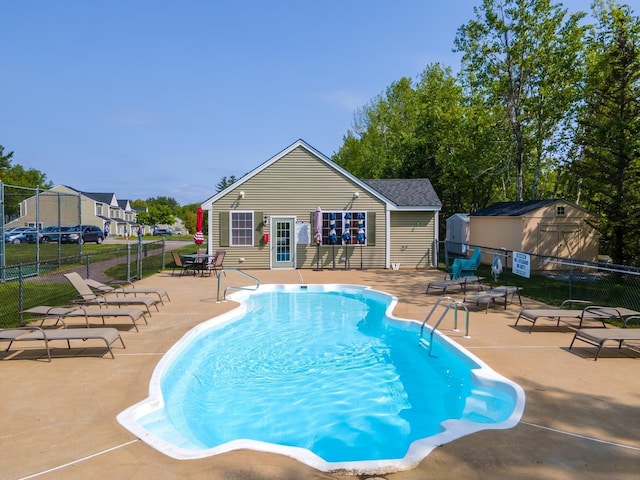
{"left": 296, "top": 221, "right": 310, "bottom": 244}
{"left": 512, "top": 251, "right": 531, "bottom": 278}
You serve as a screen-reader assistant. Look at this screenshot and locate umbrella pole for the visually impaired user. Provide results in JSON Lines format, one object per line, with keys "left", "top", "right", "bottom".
{"left": 358, "top": 243, "right": 366, "bottom": 270}
{"left": 343, "top": 245, "right": 350, "bottom": 270}
{"left": 314, "top": 243, "right": 323, "bottom": 271}
{"left": 331, "top": 244, "right": 337, "bottom": 270}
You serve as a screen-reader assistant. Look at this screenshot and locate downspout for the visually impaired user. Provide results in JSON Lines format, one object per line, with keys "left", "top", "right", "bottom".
{"left": 385, "top": 205, "right": 391, "bottom": 269}
{"left": 433, "top": 209, "right": 440, "bottom": 268}
{"left": 206, "top": 206, "right": 213, "bottom": 255}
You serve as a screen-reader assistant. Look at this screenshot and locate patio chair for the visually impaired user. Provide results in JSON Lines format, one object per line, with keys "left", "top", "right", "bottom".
{"left": 463, "top": 285, "right": 522, "bottom": 313}
{"left": 63, "top": 272, "right": 160, "bottom": 316}
{"left": 85, "top": 278, "right": 170, "bottom": 305}
{"left": 201, "top": 250, "right": 226, "bottom": 277}
{"left": 514, "top": 300, "right": 598, "bottom": 333}
{"left": 569, "top": 318, "right": 640, "bottom": 360}
{"left": 450, "top": 247, "right": 482, "bottom": 279}
{"left": 0, "top": 326, "right": 125, "bottom": 361}
{"left": 426, "top": 275, "right": 482, "bottom": 295}
{"left": 22, "top": 305, "right": 149, "bottom": 332}
{"left": 171, "top": 252, "right": 198, "bottom": 276}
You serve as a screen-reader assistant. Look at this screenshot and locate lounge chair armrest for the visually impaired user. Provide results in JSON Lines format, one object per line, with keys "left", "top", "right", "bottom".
{"left": 560, "top": 299, "right": 592, "bottom": 309}
{"left": 623, "top": 315, "right": 640, "bottom": 328}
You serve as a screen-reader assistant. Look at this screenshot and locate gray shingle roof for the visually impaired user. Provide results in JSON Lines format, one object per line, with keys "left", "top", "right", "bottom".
{"left": 471, "top": 200, "right": 557, "bottom": 217}
{"left": 363, "top": 179, "right": 442, "bottom": 207}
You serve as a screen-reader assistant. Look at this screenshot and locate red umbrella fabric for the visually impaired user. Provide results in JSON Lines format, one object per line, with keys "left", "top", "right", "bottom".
{"left": 194, "top": 206, "right": 204, "bottom": 245}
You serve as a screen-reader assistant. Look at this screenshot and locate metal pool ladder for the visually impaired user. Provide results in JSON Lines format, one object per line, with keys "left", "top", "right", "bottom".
{"left": 419, "top": 296, "right": 470, "bottom": 356}
{"left": 216, "top": 269, "right": 260, "bottom": 302}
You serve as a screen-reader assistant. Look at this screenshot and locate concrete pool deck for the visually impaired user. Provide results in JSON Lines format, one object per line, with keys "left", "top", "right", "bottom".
{"left": 2, "top": 268, "right": 639, "bottom": 479}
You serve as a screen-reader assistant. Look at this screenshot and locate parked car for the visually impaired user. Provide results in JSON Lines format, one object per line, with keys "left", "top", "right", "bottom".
{"left": 39, "top": 226, "right": 72, "bottom": 243}
{"left": 4, "top": 227, "right": 38, "bottom": 244}
{"left": 60, "top": 225, "right": 104, "bottom": 244}
{"left": 153, "top": 228, "right": 173, "bottom": 236}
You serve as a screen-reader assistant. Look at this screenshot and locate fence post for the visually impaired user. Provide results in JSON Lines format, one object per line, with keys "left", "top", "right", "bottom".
{"left": 137, "top": 242, "right": 143, "bottom": 280}
{"left": 126, "top": 243, "right": 131, "bottom": 282}
{"left": 568, "top": 261, "right": 573, "bottom": 299}
{"left": 86, "top": 255, "right": 91, "bottom": 278}
{"left": 18, "top": 264, "right": 24, "bottom": 325}
{"left": 161, "top": 238, "right": 166, "bottom": 270}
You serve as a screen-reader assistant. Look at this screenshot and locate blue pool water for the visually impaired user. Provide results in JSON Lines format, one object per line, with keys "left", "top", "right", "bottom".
{"left": 118, "top": 284, "right": 525, "bottom": 474}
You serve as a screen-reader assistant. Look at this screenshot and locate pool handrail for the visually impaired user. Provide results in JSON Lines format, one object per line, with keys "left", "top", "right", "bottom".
{"left": 216, "top": 269, "right": 260, "bottom": 302}
{"left": 420, "top": 296, "right": 469, "bottom": 355}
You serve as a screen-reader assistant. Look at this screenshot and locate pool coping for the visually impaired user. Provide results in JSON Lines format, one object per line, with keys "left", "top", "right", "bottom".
{"left": 116, "top": 283, "right": 525, "bottom": 474}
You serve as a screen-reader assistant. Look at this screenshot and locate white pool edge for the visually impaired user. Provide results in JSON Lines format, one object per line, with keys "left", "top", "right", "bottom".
{"left": 117, "top": 283, "right": 525, "bottom": 475}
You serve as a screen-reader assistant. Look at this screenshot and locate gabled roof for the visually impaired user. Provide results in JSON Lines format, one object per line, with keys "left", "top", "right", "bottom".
{"left": 118, "top": 199, "right": 132, "bottom": 210}
{"left": 202, "top": 139, "right": 391, "bottom": 208}
{"left": 471, "top": 199, "right": 560, "bottom": 217}
{"left": 82, "top": 192, "right": 117, "bottom": 205}
{"left": 201, "top": 139, "right": 441, "bottom": 211}
{"left": 363, "top": 179, "right": 441, "bottom": 208}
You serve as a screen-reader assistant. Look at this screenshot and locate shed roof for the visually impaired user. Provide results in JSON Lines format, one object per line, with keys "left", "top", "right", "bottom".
{"left": 471, "top": 200, "right": 559, "bottom": 217}
{"left": 364, "top": 179, "right": 442, "bottom": 208}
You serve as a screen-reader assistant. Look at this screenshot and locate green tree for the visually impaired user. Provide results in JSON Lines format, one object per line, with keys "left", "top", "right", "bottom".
{"left": 135, "top": 204, "right": 175, "bottom": 227}
{"left": 333, "top": 64, "right": 512, "bottom": 223}
{"left": 0, "top": 145, "right": 53, "bottom": 219}
{"left": 216, "top": 175, "right": 238, "bottom": 192}
{"left": 454, "top": 0, "right": 587, "bottom": 201}
{"left": 573, "top": 0, "right": 640, "bottom": 264}
{"left": 0, "top": 145, "right": 13, "bottom": 173}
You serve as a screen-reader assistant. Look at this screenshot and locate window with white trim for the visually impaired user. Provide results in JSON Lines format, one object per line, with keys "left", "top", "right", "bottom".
{"left": 231, "top": 211, "right": 254, "bottom": 246}
{"left": 321, "top": 211, "right": 367, "bottom": 246}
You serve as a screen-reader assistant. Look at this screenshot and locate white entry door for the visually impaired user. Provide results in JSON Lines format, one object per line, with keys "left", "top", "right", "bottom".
{"left": 271, "top": 217, "right": 295, "bottom": 268}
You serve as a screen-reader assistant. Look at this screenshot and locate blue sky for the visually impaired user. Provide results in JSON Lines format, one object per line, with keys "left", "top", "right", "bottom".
{"left": 1, "top": 0, "right": 633, "bottom": 205}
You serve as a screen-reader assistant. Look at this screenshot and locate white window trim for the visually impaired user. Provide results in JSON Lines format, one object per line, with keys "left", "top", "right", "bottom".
{"left": 230, "top": 210, "right": 254, "bottom": 247}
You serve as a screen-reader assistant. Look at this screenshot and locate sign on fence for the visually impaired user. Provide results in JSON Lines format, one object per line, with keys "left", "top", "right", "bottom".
{"left": 512, "top": 251, "right": 531, "bottom": 278}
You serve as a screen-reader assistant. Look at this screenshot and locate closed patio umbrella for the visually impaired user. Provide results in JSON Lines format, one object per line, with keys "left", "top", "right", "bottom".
{"left": 357, "top": 212, "right": 366, "bottom": 270}
{"left": 314, "top": 206, "right": 323, "bottom": 271}
{"left": 329, "top": 213, "right": 337, "bottom": 270}
{"left": 193, "top": 206, "right": 204, "bottom": 246}
{"left": 342, "top": 212, "right": 351, "bottom": 270}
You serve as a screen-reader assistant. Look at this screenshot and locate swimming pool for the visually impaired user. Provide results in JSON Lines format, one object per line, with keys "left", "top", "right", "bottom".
{"left": 117, "top": 284, "right": 525, "bottom": 474}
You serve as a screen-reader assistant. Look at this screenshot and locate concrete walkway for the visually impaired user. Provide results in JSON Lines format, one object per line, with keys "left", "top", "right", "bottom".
{"left": 2, "top": 268, "right": 639, "bottom": 479}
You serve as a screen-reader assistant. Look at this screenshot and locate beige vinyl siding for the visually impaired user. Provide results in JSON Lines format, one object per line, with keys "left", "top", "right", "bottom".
{"left": 211, "top": 146, "right": 387, "bottom": 269}
{"left": 389, "top": 211, "right": 436, "bottom": 269}
{"left": 469, "top": 200, "right": 599, "bottom": 268}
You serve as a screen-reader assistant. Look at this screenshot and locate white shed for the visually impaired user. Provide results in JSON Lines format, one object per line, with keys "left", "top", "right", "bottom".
{"left": 445, "top": 213, "right": 469, "bottom": 255}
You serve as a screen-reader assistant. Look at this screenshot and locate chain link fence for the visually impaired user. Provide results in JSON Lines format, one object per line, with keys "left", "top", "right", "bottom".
{"left": 439, "top": 241, "right": 640, "bottom": 313}
{"left": 1, "top": 183, "right": 83, "bottom": 269}
{"left": 0, "top": 240, "right": 168, "bottom": 328}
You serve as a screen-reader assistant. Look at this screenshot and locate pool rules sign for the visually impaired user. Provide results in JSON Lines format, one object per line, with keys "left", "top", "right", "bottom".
{"left": 512, "top": 251, "right": 531, "bottom": 278}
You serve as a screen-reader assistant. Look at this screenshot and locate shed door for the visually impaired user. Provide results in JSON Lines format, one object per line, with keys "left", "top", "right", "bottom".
{"left": 271, "top": 217, "right": 295, "bottom": 269}
{"left": 539, "top": 223, "right": 582, "bottom": 261}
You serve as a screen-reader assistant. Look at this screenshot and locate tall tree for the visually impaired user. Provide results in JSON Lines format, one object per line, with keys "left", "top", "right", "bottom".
{"left": 573, "top": 1, "right": 640, "bottom": 264}
{"left": 454, "top": 0, "right": 587, "bottom": 200}
{"left": 216, "top": 176, "right": 238, "bottom": 192}
{"left": 0, "top": 145, "right": 53, "bottom": 219}
{"left": 0, "top": 145, "right": 13, "bottom": 173}
{"left": 333, "top": 64, "right": 512, "bottom": 221}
